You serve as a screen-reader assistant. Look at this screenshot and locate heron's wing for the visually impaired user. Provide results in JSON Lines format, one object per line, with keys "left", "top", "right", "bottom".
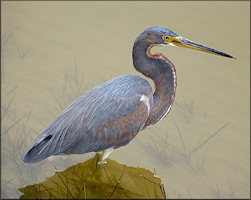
{"left": 21, "top": 75, "right": 153, "bottom": 163}
{"left": 64, "top": 94, "right": 151, "bottom": 154}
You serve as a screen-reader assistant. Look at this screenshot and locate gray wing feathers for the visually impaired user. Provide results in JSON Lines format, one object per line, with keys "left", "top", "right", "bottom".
{"left": 21, "top": 75, "right": 152, "bottom": 163}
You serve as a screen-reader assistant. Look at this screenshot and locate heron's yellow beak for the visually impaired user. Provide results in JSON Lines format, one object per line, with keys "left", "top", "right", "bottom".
{"left": 163, "top": 36, "right": 236, "bottom": 59}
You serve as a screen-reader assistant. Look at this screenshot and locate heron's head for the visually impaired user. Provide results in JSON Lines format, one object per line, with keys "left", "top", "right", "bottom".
{"left": 136, "top": 26, "right": 235, "bottom": 59}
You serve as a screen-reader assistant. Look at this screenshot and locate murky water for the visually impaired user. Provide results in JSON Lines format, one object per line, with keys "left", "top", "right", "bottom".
{"left": 2, "top": 1, "right": 249, "bottom": 198}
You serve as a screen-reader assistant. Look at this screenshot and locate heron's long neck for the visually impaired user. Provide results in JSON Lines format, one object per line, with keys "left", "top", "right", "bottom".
{"left": 132, "top": 42, "right": 177, "bottom": 128}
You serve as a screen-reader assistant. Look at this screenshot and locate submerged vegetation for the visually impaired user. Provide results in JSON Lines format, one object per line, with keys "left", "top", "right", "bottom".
{"left": 18, "top": 154, "right": 166, "bottom": 199}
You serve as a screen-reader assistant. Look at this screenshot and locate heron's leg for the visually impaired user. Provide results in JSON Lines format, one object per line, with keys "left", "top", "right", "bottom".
{"left": 86, "top": 147, "right": 114, "bottom": 181}
{"left": 98, "top": 147, "right": 114, "bottom": 165}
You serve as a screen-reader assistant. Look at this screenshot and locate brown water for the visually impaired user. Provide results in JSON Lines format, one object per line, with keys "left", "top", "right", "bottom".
{"left": 2, "top": 1, "right": 249, "bottom": 198}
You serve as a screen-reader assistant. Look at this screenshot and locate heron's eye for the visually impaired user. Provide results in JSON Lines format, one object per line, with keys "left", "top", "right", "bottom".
{"left": 163, "top": 35, "right": 169, "bottom": 41}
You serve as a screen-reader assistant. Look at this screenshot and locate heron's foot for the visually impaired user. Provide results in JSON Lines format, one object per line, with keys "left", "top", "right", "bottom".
{"left": 97, "top": 160, "right": 107, "bottom": 165}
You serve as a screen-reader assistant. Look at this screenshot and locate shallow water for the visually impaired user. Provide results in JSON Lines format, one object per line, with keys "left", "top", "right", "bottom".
{"left": 2, "top": 1, "right": 249, "bottom": 198}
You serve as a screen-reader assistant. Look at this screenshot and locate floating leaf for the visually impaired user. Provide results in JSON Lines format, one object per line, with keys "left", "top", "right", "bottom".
{"left": 19, "top": 154, "right": 166, "bottom": 199}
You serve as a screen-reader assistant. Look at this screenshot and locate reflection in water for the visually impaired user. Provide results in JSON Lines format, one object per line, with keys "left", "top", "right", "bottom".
{"left": 19, "top": 154, "right": 166, "bottom": 199}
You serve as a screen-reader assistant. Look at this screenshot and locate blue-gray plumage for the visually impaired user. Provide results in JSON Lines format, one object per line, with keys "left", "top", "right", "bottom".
{"left": 21, "top": 26, "right": 235, "bottom": 164}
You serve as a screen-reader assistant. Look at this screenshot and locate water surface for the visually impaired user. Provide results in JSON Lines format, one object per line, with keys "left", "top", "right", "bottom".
{"left": 2, "top": 1, "right": 249, "bottom": 198}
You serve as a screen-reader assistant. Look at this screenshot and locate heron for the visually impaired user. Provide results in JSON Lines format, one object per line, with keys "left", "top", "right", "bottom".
{"left": 21, "top": 26, "right": 235, "bottom": 164}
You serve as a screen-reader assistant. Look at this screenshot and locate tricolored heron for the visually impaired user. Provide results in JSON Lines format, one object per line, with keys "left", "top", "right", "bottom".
{"left": 21, "top": 26, "right": 235, "bottom": 164}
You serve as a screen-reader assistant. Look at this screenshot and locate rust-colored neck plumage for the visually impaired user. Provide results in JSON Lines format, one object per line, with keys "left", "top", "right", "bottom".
{"left": 132, "top": 40, "right": 177, "bottom": 128}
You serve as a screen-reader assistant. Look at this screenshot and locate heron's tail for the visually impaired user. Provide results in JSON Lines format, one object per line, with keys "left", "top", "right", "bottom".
{"left": 21, "top": 135, "right": 53, "bottom": 163}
